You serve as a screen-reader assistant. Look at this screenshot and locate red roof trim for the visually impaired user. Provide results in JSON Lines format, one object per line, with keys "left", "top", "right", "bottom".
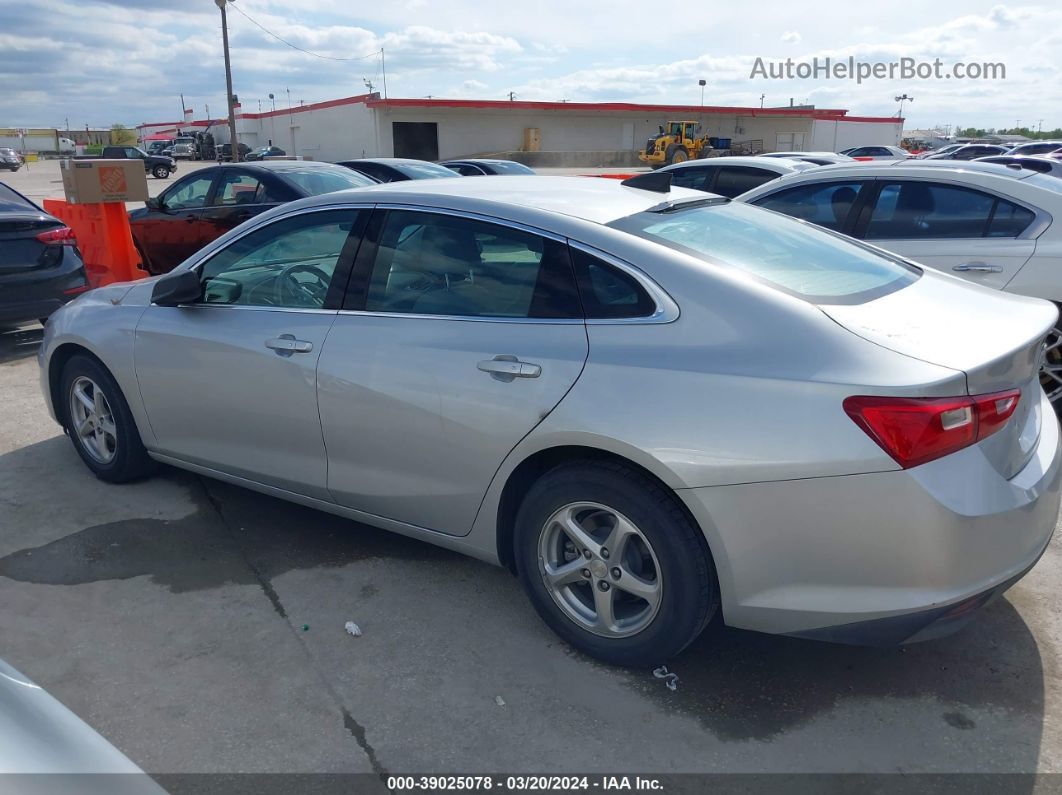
{"left": 240, "top": 93, "right": 373, "bottom": 120}
{"left": 365, "top": 97, "right": 865, "bottom": 118}
{"left": 816, "top": 114, "right": 905, "bottom": 124}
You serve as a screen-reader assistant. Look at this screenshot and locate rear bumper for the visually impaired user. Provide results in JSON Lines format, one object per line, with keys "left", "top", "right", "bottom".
{"left": 679, "top": 390, "right": 1061, "bottom": 644}
{"left": 0, "top": 249, "right": 87, "bottom": 325}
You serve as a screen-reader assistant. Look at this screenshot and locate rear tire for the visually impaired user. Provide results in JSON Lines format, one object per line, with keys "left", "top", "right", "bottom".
{"left": 514, "top": 460, "right": 717, "bottom": 666}
{"left": 152, "top": 165, "right": 170, "bottom": 179}
{"left": 60, "top": 355, "right": 157, "bottom": 483}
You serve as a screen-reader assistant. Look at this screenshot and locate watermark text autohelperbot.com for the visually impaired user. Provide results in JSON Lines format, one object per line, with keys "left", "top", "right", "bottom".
{"left": 750, "top": 56, "right": 1005, "bottom": 83}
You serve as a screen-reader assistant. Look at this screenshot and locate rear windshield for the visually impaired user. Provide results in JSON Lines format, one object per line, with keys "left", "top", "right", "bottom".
{"left": 394, "top": 162, "right": 459, "bottom": 179}
{"left": 278, "top": 166, "right": 376, "bottom": 195}
{"left": 610, "top": 201, "right": 920, "bottom": 305}
{"left": 0, "top": 182, "right": 39, "bottom": 212}
{"left": 485, "top": 161, "right": 535, "bottom": 174}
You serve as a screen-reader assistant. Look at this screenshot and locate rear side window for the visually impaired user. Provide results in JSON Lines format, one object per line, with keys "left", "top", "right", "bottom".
{"left": 570, "top": 248, "right": 656, "bottom": 319}
{"left": 360, "top": 210, "right": 580, "bottom": 318}
{"left": 711, "top": 167, "right": 779, "bottom": 198}
{"left": 279, "top": 167, "right": 375, "bottom": 195}
{"left": 751, "top": 180, "right": 864, "bottom": 232}
{"left": 668, "top": 167, "right": 714, "bottom": 191}
{"left": 865, "top": 182, "right": 1034, "bottom": 239}
{"left": 0, "top": 182, "right": 38, "bottom": 212}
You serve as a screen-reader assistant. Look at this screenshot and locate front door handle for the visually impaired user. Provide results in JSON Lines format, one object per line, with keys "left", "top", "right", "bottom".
{"left": 266, "top": 334, "right": 313, "bottom": 356}
{"left": 952, "top": 262, "right": 1003, "bottom": 273}
{"left": 477, "top": 354, "right": 541, "bottom": 382}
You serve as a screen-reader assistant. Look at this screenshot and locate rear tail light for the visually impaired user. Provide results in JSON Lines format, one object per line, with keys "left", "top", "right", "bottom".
{"left": 36, "top": 226, "right": 77, "bottom": 246}
{"left": 843, "top": 389, "right": 1021, "bottom": 469}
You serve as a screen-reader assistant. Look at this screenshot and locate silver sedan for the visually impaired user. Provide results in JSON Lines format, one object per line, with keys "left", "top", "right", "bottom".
{"left": 39, "top": 175, "right": 1061, "bottom": 666}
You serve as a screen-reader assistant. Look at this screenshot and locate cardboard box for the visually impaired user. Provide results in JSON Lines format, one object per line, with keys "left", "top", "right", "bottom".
{"left": 60, "top": 159, "right": 149, "bottom": 204}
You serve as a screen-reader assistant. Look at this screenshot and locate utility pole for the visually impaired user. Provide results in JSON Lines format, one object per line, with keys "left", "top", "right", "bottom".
{"left": 508, "top": 91, "right": 517, "bottom": 101}
{"left": 215, "top": 0, "right": 240, "bottom": 161}
{"left": 759, "top": 93, "right": 765, "bottom": 108}
{"left": 180, "top": 93, "right": 187, "bottom": 116}
{"left": 894, "top": 94, "right": 913, "bottom": 118}
{"left": 381, "top": 48, "right": 388, "bottom": 100}
{"left": 698, "top": 78, "right": 706, "bottom": 107}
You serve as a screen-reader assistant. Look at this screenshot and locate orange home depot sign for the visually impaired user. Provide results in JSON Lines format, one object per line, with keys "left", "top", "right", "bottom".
{"left": 98, "top": 165, "right": 128, "bottom": 195}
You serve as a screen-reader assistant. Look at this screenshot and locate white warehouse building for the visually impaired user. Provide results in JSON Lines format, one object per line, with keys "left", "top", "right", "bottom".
{"left": 137, "top": 94, "right": 903, "bottom": 165}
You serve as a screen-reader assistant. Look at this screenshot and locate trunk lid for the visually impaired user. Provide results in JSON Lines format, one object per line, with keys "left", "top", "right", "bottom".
{"left": 821, "top": 270, "right": 1055, "bottom": 479}
{"left": 0, "top": 214, "right": 65, "bottom": 274}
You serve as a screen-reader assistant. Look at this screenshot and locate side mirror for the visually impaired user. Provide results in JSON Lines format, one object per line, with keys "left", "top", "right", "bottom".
{"left": 145, "top": 196, "right": 161, "bottom": 211}
{"left": 151, "top": 269, "right": 202, "bottom": 306}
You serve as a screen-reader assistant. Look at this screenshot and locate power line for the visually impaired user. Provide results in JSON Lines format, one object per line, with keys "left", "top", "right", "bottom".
{"left": 229, "top": 4, "right": 381, "bottom": 62}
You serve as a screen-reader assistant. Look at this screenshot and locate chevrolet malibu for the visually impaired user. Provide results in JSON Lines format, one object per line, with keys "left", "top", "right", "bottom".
{"left": 38, "top": 175, "right": 1061, "bottom": 666}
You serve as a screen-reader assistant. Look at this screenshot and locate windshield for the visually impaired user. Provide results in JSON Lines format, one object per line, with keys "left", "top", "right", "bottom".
{"left": 610, "top": 201, "right": 920, "bottom": 305}
{"left": 394, "top": 162, "right": 459, "bottom": 179}
{"left": 277, "top": 166, "right": 376, "bottom": 195}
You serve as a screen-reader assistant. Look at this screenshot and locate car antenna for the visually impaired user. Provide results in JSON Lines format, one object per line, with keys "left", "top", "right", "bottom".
{"left": 621, "top": 171, "right": 672, "bottom": 193}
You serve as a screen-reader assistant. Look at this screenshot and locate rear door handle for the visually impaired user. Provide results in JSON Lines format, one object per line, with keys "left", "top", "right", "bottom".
{"left": 952, "top": 262, "right": 1003, "bottom": 273}
{"left": 477, "top": 355, "right": 541, "bottom": 381}
{"left": 266, "top": 334, "right": 313, "bottom": 356}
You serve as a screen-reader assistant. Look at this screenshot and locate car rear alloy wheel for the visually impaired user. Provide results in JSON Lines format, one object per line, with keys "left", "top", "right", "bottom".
{"left": 515, "top": 461, "right": 717, "bottom": 666}
{"left": 1041, "top": 316, "right": 1062, "bottom": 411}
{"left": 538, "top": 501, "right": 662, "bottom": 638}
{"left": 69, "top": 376, "right": 117, "bottom": 464}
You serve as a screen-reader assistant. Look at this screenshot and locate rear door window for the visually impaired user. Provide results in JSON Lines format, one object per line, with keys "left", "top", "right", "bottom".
{"left": 750, "top": 180, "right": 865, "bottom": 232}
{"left": 865, "top": 182, "right": 1033, "bottom": 239}
{"left": 357, "top": 210, "right": 580, "bottom": 318}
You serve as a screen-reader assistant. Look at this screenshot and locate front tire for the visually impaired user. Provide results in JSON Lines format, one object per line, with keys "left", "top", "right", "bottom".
{"left": 61, "top": 355, "right": 157, "bottom": 483}
{"left": 152, "top": 165, "right": 170, "bottom": 179}
{"left": 514, "top": 461, "right": 717, "bottom": 666}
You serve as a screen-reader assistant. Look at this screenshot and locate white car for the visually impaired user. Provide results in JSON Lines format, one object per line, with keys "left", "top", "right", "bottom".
{"left": 839, "top": 145, "right": 912, "bottom": 161}
{"left": 655, "top": 156, "right": 817, "bottom": 197}
{"left": 736, "top": 160, "right": 1062, "bottom": 404}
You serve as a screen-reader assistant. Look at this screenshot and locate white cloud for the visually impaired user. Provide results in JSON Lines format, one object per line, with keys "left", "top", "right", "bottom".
{"left": 781, "top": 31, "right": 801, "bottom": 44}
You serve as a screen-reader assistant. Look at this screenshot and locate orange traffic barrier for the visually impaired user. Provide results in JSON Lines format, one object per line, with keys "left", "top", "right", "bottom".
{"left": 42, "top": 199, "right": 146, "bottom": 288}
{"left": 581, "top": 173, "right": 639, "bottom": 180}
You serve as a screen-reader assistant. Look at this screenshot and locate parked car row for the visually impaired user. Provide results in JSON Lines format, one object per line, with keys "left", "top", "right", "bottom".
{"left": 39, "top": 170, "right": 1061, "bottom": 667}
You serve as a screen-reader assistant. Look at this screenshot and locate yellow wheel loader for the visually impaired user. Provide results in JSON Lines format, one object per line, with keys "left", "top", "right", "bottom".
{"left": 638, "top": 121, "right": 712, "bottom": 167}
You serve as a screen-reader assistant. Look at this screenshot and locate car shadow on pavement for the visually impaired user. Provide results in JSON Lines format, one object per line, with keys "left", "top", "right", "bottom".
{"left": 0, "top": 324, "right": 43, "bottom": 364}
{"left": 0, "top": 434, "right": 1048, "bottom": 776}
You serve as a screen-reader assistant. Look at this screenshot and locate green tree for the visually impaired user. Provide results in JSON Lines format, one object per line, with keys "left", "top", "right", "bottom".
{"left": 109, "top": 123, "right": 136, "bottom": 146}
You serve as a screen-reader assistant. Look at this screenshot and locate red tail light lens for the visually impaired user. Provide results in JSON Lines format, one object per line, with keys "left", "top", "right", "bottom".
{"left": 844, "top": 389, "right": 1021, "bottom": 469}
{"left": 36, "top": 226, "right": 77, "bottom": 246}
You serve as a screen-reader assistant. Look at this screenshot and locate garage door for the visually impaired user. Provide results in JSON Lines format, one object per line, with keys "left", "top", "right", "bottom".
{"left": 392, "top": 122, "right": 439, "bottom": 160}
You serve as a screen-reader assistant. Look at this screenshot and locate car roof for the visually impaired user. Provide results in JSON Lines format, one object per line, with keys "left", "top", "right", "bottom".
{"left": 738, "top": 160, "right": 1045, "bottom": 193}
{"left": 342, "top": 158, "right": 438, "bottom": 166}
{"left": 659, "top": 156, "right": 811, "bottom": 173}
{"left": 227, "top": 160, "right": 350, "bottom": 172}
{"left": 441, "top": 158, "right": 524, "bottom": 166}
{"left": 296, "top": 175, "right": 712, "bottom": 225}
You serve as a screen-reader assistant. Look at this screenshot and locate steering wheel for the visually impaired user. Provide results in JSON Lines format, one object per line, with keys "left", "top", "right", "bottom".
{"left": 273, "top": 262, "right": 332, "bottom": 307}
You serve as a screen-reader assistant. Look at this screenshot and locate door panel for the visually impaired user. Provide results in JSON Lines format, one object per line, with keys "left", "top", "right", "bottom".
{"left": 859, "top": 180, "right": 1036, "bottom": 290}
{"left": 134, "top": 171, "right": 218, "bottom": 273}
{"left": 318, "top": 208, "right": 588, "bottom": 535}
{"left": 868, "top": 238, "right": 1034, "bottom": 291}
{"left": 135, "top": 307, "right": 337, "bottom": 498}
{"left": 317, "top": 317, "right": 587, "bottom": 535}
{"left": 134, "top": 208, "right": 366, "bottom": 498}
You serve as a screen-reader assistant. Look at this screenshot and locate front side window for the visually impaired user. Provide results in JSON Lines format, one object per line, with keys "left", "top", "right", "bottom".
{"left": 162, "top": 174, "right": 215, "bottom": 210}
{"left": 865, "top": 181, "right": 1032, "bottom": 239}
{"left": 611, "top": 201, "right": 919, "bottom": 305}
{"left": 199, "top": 210, "right": 359, "bottom": 308}
{"left": 751, "top": 180, "right": 864, "bottom": 232}
{"left": 361, "top": 211, "right": 579, "bottom": 318}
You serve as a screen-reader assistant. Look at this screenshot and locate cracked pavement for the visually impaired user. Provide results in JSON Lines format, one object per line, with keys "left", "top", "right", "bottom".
{"left": 2, "top": 325, "right": 1062, "bottom": 781}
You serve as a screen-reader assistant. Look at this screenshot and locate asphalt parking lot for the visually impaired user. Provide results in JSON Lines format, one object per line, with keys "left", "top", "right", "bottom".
{"left": 2, "top": 165, "right": 1062, "bottom": 783}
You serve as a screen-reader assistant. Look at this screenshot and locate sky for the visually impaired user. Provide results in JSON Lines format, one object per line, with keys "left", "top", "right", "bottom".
{"left": 0, "top": 0, "right": 1059, "bottom": 132}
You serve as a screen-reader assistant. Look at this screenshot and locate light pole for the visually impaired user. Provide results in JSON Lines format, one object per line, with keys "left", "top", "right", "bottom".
{"left": 894, "top": 93, "right": 913, "bottom": 119}
{"left": 698, "top": 78, "right": 706, "bottom": 107}
{"left": 215, "top": 0, "right": 240, "bottom": 161}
